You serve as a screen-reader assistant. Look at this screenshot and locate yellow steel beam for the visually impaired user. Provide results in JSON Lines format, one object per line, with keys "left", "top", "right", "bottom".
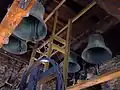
{"left": 50, "top": 45, "right": 65, "bottom": 57}
{"left": 56, "top": 1, "right": 96, "bottom": 36}
{"left": 54, "top": 36, "right": 66, "bottom": 45}
{"left": 45, "top": 0, "right": 66, "bottom": 22}
{"left": 67, "top": 68, "right": 120, "bottom": 90}
{"left": 29, "top": 42, "right": 39, "bottom": 67}
{"left": 52, "top": 44, "right": 65, "bottom": 54}
{"left": 47, "top": 11, "right": 59, "bottom": 57}
{"left": 63, "top": 19, "right": 71, "bottom": 87}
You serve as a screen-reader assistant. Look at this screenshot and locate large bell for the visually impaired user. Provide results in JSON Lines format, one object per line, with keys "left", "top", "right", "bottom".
{"left": 81, "top": 34, "right": 112, "bottom": 64}
{"left": 96, "top": 0, "right": 120, "bottom": 20}
{"left": 60, "top": 53, "right": 81, "bottom": 73}
{"left": 13, "top": 2, "right": 47, "bottom": 42}
{"left": 3, "top": 36, "right": 27, "bottom": 55}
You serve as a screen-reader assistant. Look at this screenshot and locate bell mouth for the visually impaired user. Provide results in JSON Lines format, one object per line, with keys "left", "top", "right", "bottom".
{"left": 69, "top": 62, "right": 80, "bottom": 73}
{"left": 84, "top": 47, "right": 112, "bottom": 64}
{"left": 13, "top": 15, "right": 47, "bottom": 42}
{"left": 2, "top": 36, "right": 27, "bottom": 55}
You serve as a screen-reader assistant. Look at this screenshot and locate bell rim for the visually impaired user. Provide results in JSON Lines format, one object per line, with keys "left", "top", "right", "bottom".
{"left": 3, "top": 45, "right": 27, "bottom": 55}
{"left": 13, "top": 17, "right": 47, "bottom": 42}
{"left": 2, "top": 37, "right": 28, "bottom": 55}
{"left": 81, "top": 47, "right": 112, "bottom": 64}
{"left": 68, "top": 62, "right": 81, "bottom": 73}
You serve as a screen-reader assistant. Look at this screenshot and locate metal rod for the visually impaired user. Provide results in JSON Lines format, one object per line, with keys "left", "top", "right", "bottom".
{"left": 47, "top": 11, "right": 58, "bottom": 57}
{"left": 54, "top": 36, "right": 66, "bottom": 45}
{"left": 63, "top": 19, "right": 71, "bottom": 87}
{"left": 38, "top": 40, "right": 49, "bottom": 50}
{"left": 28, "top": 42, "right": 39, "bottom": 67}
{"left": 52, "top": 44, "right": 65, "bottom": 54}
{"left": 56, "top": 1, "right": 96, "bottom": 36}
{"left": 67, "top": 68, "right": 120, "bottom": 90}
{"left": 45, "top": 0, "right": 66, "bottom": 22}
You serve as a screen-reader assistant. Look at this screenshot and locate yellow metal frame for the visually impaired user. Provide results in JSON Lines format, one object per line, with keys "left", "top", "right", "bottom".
{"left": 28, "top": 0, "right": 97, "bottom": 89}
{"left": 28, "top": 1, "right": 120, "bottom": 90}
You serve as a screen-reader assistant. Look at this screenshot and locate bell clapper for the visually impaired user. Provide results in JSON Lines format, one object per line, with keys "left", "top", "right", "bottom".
{"left": 72, "top": 73, "right": 76, "bottom": 85}
{"left": 94, "top": 64, "right": 100, "bottom": 75}
{"left": 79, "top": 61, "right": 87, "bottom": 80}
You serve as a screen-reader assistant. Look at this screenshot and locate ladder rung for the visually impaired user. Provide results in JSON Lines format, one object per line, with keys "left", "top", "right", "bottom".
{"left": 54, "top": 36, "right": 66, "bottom": 45}
{"left": 36, "top": 49, "right": 44, "bottom": 55}
{"left": 52, "top": 44, "right": 65, "bottom": 54}
{"left": 32, "top": 57, "right": 37, "bottom": 61}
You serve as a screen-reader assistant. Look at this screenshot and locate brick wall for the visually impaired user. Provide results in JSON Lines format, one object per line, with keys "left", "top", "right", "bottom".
{"left": 0, "top": 52, "right": 27, "bottom": 90}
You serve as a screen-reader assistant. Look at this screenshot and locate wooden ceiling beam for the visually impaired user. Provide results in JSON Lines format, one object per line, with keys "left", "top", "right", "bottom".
{"left": 45, "top": 0, "right": 66, "bottom": 22}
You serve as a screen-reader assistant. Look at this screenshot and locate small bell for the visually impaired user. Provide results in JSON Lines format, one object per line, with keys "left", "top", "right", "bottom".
{"left": 81, "top": 34, "right": 112, "bottom": 64}
{"left": 60, "top": 53, "right": 81, "bottom": 73}
{"left": 3, "top": 36, "right": 27, "bottom": 55}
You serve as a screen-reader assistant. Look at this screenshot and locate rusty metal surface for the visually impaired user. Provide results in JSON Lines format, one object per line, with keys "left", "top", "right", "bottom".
{"left": 0, "top": 0, "right": 36, "bottom": 47}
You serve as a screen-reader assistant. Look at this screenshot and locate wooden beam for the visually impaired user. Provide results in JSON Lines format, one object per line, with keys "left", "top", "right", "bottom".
{"left": 45, "top": 0, "right": 66, "bottom": 22}
{"left": 67, "top": 68, "right": 120, "bottom": 90}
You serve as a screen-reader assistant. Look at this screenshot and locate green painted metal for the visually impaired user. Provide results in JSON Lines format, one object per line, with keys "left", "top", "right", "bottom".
{"left": 3, "top": 36, "right": 27, "bottom": 54}
{"left": 13, "top": 2, "right": 47, "bottom": 42}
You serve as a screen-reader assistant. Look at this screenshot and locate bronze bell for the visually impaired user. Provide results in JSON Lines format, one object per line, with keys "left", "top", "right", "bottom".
{"left": 81, "top": 34, "right": 112, "bottom": 64}
{"left": 13, "top": 2, "right": 47, "bottom": 42}
{"left": 3, "top": 36, "right": 27, "bottom": 55}
{"left": 60, "top": 53, "right": 81, "bottom": 73}
{"left": 96, "top": 0, "right": 120, "bottom": 20}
